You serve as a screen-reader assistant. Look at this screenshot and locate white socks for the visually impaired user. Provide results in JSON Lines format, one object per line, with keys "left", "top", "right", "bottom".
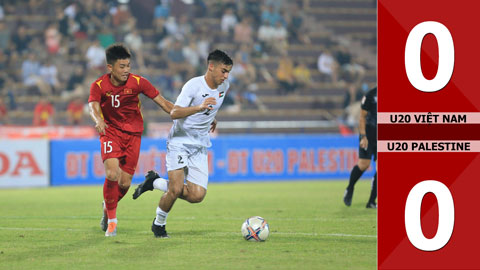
{"left": 108, "top": 218, "right": 117, "bottom": 224}
{"left": 154, "top": 207, "right": 168, "bottom": 226}
{"left": 153, "top": 177, "right": 168, "bottom": 192}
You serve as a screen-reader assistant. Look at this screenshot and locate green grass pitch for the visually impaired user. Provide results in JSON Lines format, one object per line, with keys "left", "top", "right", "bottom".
{"left": 0, "top": 180, "right": 376, "bottom": 270}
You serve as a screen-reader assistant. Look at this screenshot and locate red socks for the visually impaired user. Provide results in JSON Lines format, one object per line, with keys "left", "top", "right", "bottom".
{"left": 117, "top": 185, "right": 130, "bottom": 201}
{"left": 103, "top": 178, "right": 118, "bottom": 220}
{"left": 103, "top": 178, "right": 131, "bottom": 220}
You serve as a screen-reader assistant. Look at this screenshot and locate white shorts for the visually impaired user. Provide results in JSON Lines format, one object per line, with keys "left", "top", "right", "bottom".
{"left": 166, "top": 143, "right": 209, "bottom": 189}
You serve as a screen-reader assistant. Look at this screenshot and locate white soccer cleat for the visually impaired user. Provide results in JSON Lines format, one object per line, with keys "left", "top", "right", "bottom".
{"left": 105, "top": 222, "right": 117, "bottom": 237}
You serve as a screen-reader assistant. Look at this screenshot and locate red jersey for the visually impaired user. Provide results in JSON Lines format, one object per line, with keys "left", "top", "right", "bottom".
{"left": 33, "top": 102, "right": 54, "bottom": 126}
{"left": 67, "top": 100, "right": 84, "bottom": 125}
{"left": 88, "top": 73, "right": 159, "bottom": 134}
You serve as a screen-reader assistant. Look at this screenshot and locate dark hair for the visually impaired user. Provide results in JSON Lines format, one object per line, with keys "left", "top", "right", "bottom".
{"left": 207, "top": 49, "right": 233, "bottom": 66}
{"left": 105, "top": 44, "right": 131, "bottom": 65}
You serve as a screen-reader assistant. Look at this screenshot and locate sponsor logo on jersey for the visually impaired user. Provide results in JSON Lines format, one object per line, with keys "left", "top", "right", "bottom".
{"left": 219, "top": 91, "right": 224, "bottom": 98}
{"left": 124, "top": 88, "right": 132, "bottom": 94}
{"left": 202, "top": 93, "right": 209, "bottom": 97}
{"left": 106, "top": 92, "right": 112, "bottom": 97}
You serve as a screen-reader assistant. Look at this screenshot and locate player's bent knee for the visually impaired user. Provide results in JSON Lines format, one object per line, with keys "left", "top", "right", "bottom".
{"left": 105, "top": 169, "right": 119, "bottom": 181}
{"left": 168, "top": 185, "right": 183, "bottom": 198}
{"left": 358, "top": 160, "right": 371, "bottom": 171}
{"left": 187, "top": 193, "right": 205, "bottom": 203}
{"left": 118, "top": 182, "right": 130, "bottom": 189}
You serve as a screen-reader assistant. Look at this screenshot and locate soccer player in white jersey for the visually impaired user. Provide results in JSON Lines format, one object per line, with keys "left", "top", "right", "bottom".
{"left": 132, "top": 49, "right": 233, "bottom": 238}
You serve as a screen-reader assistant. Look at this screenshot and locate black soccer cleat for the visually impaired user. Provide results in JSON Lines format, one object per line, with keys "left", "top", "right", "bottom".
{"left": 132, "top": 170, "right": 159, "bottom": 199}
{"left": 366, "top": 202, "right": 377, "bottom": 209}
{"left": 151, "top": 218, "right": 169, "bottom": 238}
{"left": 343, "top": 188, "right": 353, "bottom": 207}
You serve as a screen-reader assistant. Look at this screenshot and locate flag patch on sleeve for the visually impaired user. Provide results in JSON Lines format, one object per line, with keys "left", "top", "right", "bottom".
{"left": 219, "top": 91, "right": 224, "bottom": 98}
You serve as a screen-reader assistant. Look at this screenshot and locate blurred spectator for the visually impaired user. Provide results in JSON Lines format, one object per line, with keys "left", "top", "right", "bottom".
{"left": 293, "top": 60, "right": 312, "bottom": 90}
{"left": 21, "top": 53, "right": 50, "bottom": 95}
{"left": 154, "top": 0, "right": 170, "bottom": 19}
{"left": 261, "top": 4, "right": 284, "bottom": 27}
{"left": 66, "top": 96, "right": 85, "bottom": 125}
{"left": 167, "top": 39, "right": 194, "bottom": 79}
{"left": 12, "top": 24, "right": 32, "bottom": 54}
{"left": 124, "top": 28, "right": 146, "bottom": 69}
{"left": 170, "top": 0, "right": 192, "bottom": 19}
{"left": 85, "top": 39, "right": 106, "bottom": 71}
{"left": 234, "top": 17, "right": 253, "bottom": 45}
{"left": 343, "top": 58, "right": 366, "bottom": 84}
{"left": 265, "top": 0, "right": 285, "bottom": 13}
{"left": 335, "top": 44, "right": 352, "bottom": 81}
{"left": 182, "top": 38, "right": 201, "bottom": 74}
{"left": 0, "top": 3, "right": 4, "bottom": 21}
{"left": 73, "top": 3, "right": 89, "bottom": 39}
{"left": 221, "top": 8, "right": 237, "bottom": 35}
{"left": 64, "top": 65, "right": 86, "bottom": 99}
{"left": 90, "top": 1, "right": 110, "bottom": 32}
{"left": 0, "top": 21, "right": 10, "bottom": 51}
{"left": 27, "top": 36, "right": 45, "bottom": 58}
{"left": 230, "top": 51, "right": 266, "bottom": 111}
{"left": 271, "top": 21, "right": 288, "bottom": 53}
{"left": 130, "top": 0, "right": 156, "bottom": 29}
{"left": 64, "top": 2, "right": 77, "bottom": 19}
{"left": 0, "top": 96, "right": 9, "bottom": 125}
{"left": 44, "top": 22, "right": 61, "bottom": 55}
{"left": 284, "top": 3, "right": 311, "bottom": 45}
{"left": 98, "top": 27, "right": 116, "bottom": 49}
{"left": 196, "top": 26, "right": 211, "bottom": 61}
{"left": 111, "top": 3, "right": 133, "bottom": 34}
{"left": 33, "top": 98, "right": 55, "bottom": 126}
{"left": 317, "top": 49, "right": 338, "bottom": 83}
{"left": 164, "top": 16, "right": 179, "bottom": 36}
{"left": 176, "top": 14, "right": 193, "bottom": 39}
{"left": 153, "top": 17, "right": 169, "bottom": 53}
{"left": 0, "top": 50, "right": 6, "bottom": 72}
{"left": 39, "top": 58, "right": 60, "bottom": 94}
{"left": 192, "top": 0, "right": 207, "bottom": 18}
{"left": 258, "top": 20, "right": 288, "bottom": 54}
{"left": 3, "top": 78, "right": 18, "bottom": 111}
{"left": 276, "top": 53, "right": 296, "bottom": 95}
{"left": 343, "top": 83, "right": 366, "bottom": 129}
{"left": 57, "top": 6, "right": 70, "bottom": 37}
{"left": 257, "top": 21, "right": 275, "bottom": 53}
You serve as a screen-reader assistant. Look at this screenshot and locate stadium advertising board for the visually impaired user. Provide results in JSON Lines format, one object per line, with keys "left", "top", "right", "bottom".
{"left": 0, "top": 139, "right": 49, "bottom": 188}
{"left": 378, "top": 0, "right": 480, "bottom": 268}
{"left": 50, "top": 135, "right": 374, "bottom": 186}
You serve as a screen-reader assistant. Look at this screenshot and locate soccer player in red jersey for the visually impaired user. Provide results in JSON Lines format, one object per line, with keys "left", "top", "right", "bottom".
{"left": 88, "top": 44, "right": 173, "bottom": 237}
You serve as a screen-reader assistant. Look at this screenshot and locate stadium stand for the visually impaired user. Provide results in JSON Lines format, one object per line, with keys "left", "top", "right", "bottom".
{"left": 0, "top": 0, "right": 376, "bottom": 134}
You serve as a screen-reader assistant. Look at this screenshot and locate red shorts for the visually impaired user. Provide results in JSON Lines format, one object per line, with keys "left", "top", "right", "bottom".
{"left": 99, "top": 127, "right": 141, "bottom": 175}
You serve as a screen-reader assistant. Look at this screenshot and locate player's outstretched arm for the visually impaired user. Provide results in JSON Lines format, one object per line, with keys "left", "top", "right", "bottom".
{"left": 170, "top": 97, "right": 217, "bottom": 119}
{"left": 153, "top": 94, "right": 174, "bottom": 114}
{"left": 88, "top": 101, "right": 107, "bottom": 135}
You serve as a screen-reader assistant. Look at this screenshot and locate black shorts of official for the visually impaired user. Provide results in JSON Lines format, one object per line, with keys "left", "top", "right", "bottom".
{"left": 359, "top": 126, "right": 377, "bottom": 161}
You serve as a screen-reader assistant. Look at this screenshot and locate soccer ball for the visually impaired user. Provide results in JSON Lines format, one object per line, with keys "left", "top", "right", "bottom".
{"left": 241, "top": 216, "right": 269, "bottom": 241}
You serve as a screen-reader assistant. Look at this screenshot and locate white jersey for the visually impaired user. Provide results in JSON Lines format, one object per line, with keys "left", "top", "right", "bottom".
{"left": 168, "top": 75, "right": 230, "bottom": 148}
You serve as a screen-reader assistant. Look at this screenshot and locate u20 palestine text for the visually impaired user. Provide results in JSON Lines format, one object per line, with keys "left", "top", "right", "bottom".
{"left": 386, "top": 141, "right": 471, "bottom": 151}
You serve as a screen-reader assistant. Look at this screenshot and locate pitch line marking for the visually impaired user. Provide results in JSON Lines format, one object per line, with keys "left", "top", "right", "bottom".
{"left": 0, "top": 227, "right": 376, "bottom": 238}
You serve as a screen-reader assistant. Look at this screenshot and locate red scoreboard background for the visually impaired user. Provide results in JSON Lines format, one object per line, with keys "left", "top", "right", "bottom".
{"left": 379, "top": 0, "right": 480, "bottom": 269}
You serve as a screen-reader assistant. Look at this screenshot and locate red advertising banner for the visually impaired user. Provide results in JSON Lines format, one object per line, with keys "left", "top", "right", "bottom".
{"left": 378, "top": 0, "right": 480, "bottom": 268}
{"left": 0, "top": 126, "right": 96, "bottom": 139}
